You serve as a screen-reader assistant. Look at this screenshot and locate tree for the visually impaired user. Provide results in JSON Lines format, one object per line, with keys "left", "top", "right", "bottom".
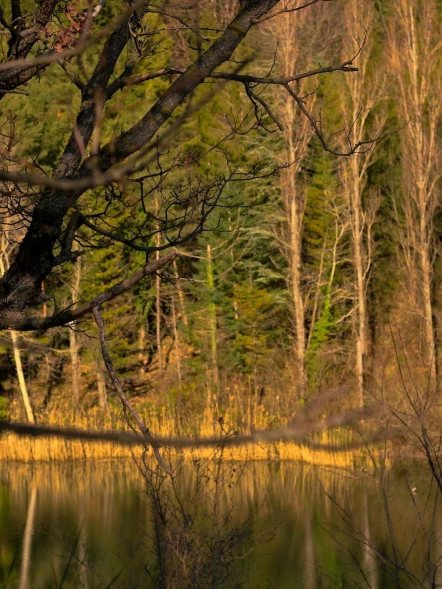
{"left": 268, "top": 3, "right": 323, "bottom": 399}
{"left": 0, "top": 230, "right": 35, "bottom": 423}
{"left": 0, "top": 0, "right": 364, "bottom": 335}
{"left": 338, "top": 0, "right": 386, "bottom": 406}
{"left": 388, "top": 0, "right": 442, "bottom": 380}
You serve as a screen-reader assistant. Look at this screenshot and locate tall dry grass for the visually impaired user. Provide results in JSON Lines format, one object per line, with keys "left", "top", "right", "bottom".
{"left": 0, "top": 402, "right": 380, "bottom": 468}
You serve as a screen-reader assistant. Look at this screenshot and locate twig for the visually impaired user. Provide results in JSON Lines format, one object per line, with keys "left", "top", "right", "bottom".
{"left": 92, "top": 305, "right": 173, "bottom": 476}
{"left": 3, "top": 252, "right": 178, "bottom": 331}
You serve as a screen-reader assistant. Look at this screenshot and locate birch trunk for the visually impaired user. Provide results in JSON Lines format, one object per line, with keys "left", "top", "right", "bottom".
{"left": 173, "top": 259, "right": 188, "bottom": 327}
{"left": 272, "top": 8, "right": 319, "bottom": 399}
{"left": 172, "top": 299, "right": 183, "bottom": 428}
{"left": 388, "top": 0, "right": 442, "bottom": 381}
{"left": 347, "top": 158, "right": 370, "bottom": 408}
{"left": 69, "top": 254, "right": 81, "bottom": 408}
{"left": 289, "top": 193, "right": 307, "bottom": 397}
{"left": 11, "top": 330, "right": 35, "bottom": 423}
{"left": 96, "top": 359, "right": 108, "bottom": 412}
{"left": 155, "top": 203, "right": 163, "bottom": 372}
{"left": 206, "top": 244, "right": 219, "bottom": 393}
{"left": 340, "top": 0, "right": 386, "bottom": 406}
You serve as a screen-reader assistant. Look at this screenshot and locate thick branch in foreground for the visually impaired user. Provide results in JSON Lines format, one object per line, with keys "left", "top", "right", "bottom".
{"left": 0, "top": 405, "right": 386, "bottom": 451}
{"left": 0, "top": 0, "right": 279, "bottom": 324}
{"left": 0, "top": 251, "right": 177, "bottom": 331}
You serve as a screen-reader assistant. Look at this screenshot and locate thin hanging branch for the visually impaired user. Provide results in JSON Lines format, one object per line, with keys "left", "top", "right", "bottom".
{"left": 92, "top": 306, "right": 173, "bottom": 475}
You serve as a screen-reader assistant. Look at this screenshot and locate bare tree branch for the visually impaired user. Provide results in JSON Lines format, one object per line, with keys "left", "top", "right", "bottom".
{"left": 0, "top": 251, "right": 178, "bottom": 331}
{"left": 93, "top": 305, "right": 173, "bottom": 475}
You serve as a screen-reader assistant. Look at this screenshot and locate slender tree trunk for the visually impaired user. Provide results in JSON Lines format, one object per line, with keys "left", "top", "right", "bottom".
{"left": 11, "top": 330, "right": 35, "bottom": 423}
{"left": 96, "top": 359, "right": 108, "bottom": 412}
{"left": 351, "top": 166, "right": 368, "bottom": 408}
{"left": 138, "top": 326, "right": 146, "bottom": 378}
{"left": 343, "top": 165, "right": 372, "bottom": 408}
{"left": 289, "top": 194, "right": 307, "bottom": 398}
{"left": 206, "top": 244, "right": 219, "bottom": 393}
{"left": 228, "top": 211, "right": 239, "bottom": 321}
{"left": 172, "top": 299, "right": 183, "bottom": 429}
{"left": 69, "top": 255, "right": 81, "bottom": 408}
{"left": 271, "top": 7, "right": 320, "bottom": 401}
{"left": 340, "top": 0, "right": 386, "bottom": 407}
{"left": 421, "top": 237, "right": 437, "bottom": 376}
{"left": 156, "top": 214, "right": 163, "bottom": 372}
{"left": 69, "top": 327, "right": 80, "bottom": 409}
{"left": 173, "top": 259, "right": 188, "bottom": 327}
{"left": 388, "top": 0, "right": 442, "bottom": 382}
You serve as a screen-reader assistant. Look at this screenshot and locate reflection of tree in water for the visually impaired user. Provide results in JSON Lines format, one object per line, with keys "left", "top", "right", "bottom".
{"left": 19, "top": 486, "right": 37, "bottom": 589}
{"left": 2, "top": 459, "right": 442, "bottom": 587}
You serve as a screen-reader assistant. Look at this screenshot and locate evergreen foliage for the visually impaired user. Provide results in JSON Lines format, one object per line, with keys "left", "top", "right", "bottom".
{"left": 1, "top": 0, "right": 441, "bottom": 426}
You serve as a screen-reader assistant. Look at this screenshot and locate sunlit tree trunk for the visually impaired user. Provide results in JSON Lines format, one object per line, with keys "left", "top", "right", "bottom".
{"left": 271, "top": 9, "right": 320, "bottom": 400}
{"left": 228, "top": 211, "right": 239, "bottom": 322}
{"left": 340, "top": 0, "right": 386, "bottom": 406}
{"left": 388, "top": 0, "right": 442, "bottom": 381}
{"left": 69, "top": 251, "right": 81, "bottom": 409}
{"left": 173, "top": 259, "right": 188, "bottom": 327}
{"left": 289, "top": 188, "right": 307, "bottom": 396}
{"left": 0, "top": 236, "right": 35, "bottom": 423}
{"left": 206, "top": 244, "right": 219, "bottom": 393}
{"left": 96, "top": 358, "right": 108, "bottom": 412}
{"left": 138, "top": 325, "right": 147, "bottom": 378}
{"left": 172, "top": 298, "right": 183, "bottom": 429}
{"left": 10, "top": 331, "right": 35, "bottom": 423}
{"left": 154, "top": 196, "right": 164, "bottom": 372}
{"left": 156, "top": 245, "right": 163, "bottom": 372}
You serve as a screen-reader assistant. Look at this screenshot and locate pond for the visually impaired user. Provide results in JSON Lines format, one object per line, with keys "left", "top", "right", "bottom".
{"left": 0, "top": 455, "right": 440, "bottom": 588}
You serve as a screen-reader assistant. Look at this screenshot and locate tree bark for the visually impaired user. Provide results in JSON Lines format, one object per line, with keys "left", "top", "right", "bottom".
{"left": 388, "top": 0, "right": 442, "bottom": 381}
{"left": 96, "top": 359, "right": 108, "bottom": 412}
{"left": 173, "top": 259, "right": 188, "bottom": 327}
{"left": 172, "top": 299, "right": 183, "bottom": 429}
{"left": 0, "top": 0, "right": 280, "bottom": 325}
{"left": 290, "top": 193, "right": 307, "bottom": 398}
{"left": 10, "top": 330, "right": 35, "bottom": 424}
{"left": 206, "top": 244, "right": 219, "bottom": 393}
{"left": 272, "top": 8, "right": 319, "bottom": 400}
{"left": 69, "top": 253, "right": 81, "bottom": 408}
{"left": 340, "top": 0, "right": 386, "bottom": 406}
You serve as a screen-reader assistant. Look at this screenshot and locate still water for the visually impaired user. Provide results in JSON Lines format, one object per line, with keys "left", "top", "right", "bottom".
{"left": 0, "top": 456, "right": 440, "bottom": 588}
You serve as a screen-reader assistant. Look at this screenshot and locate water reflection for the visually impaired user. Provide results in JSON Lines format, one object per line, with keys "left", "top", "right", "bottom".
{"left": 0, "top": 459, "right": 440, "bottom": 588}
{"left": 19, "top": 486, "right": 36, "bottom": 589}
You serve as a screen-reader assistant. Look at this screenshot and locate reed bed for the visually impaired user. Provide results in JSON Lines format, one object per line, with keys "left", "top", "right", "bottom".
{"left": 0, "top": 404, "right": 377, "bottom": 468}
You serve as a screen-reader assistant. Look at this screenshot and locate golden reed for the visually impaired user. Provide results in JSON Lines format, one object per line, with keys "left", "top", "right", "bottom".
{"left": 0, "top": 405, "right": 378, "bottom": 468}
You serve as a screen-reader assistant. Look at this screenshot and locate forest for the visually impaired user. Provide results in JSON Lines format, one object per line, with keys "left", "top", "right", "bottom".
{"left": 0, "top": 0, "right": 439, "bottom": 454}
{"left": 2, "top": 1, "right": 442, "bottom": 587}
